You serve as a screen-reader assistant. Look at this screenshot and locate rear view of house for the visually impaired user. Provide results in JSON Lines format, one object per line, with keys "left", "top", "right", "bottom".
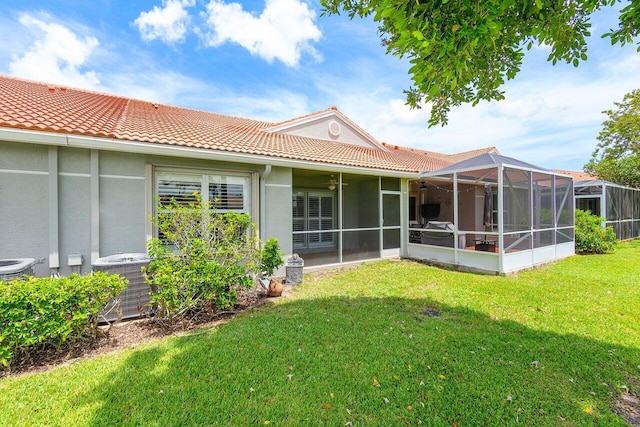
{"left": 0, "top": 75, "right": 575, "bottom": 276}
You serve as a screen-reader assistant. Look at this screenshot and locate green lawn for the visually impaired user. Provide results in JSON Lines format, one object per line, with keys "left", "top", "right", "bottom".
{"left": 1, "top": 240, "right": 639, "bottom": 426}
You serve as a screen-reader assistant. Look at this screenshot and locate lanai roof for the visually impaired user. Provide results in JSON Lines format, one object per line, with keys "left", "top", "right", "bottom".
{"left": 420, "top": 152, "right": 554, "bottom": 178}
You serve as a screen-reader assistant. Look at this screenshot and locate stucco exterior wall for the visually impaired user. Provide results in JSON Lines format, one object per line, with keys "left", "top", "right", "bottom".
{"left": 275, "top": 116, "right": 377, "bottom": 149}
{"left": 0, "top": 140, "right": 296, "bottom": 277}
{"left": 262, "top": 166, "right": 293, "bottom": 257}
{"left": 0, "top": 141, "right": 50, "bottom": 276}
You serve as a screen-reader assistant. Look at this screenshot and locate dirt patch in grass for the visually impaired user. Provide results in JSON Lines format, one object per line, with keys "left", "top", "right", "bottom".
{"left": 421, "top": 306, "right": 442, "bottom": 317}
{"left": 614, "top": 393, "right": 640, "bottom": 426}
{"left": 1, "top": 284, "right": 274, "bottom": 379}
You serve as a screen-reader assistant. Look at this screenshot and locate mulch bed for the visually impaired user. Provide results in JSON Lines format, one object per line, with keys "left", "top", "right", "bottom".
{"left": 1, "top": 284, "right": 271, "bottom": 379}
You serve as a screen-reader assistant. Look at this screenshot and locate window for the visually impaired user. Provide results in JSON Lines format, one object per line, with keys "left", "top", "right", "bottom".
{"left": 292, "top": 191, "right": 336, "bottom": 250}
{"left": 156, "top": 170, "right": 250, "bottom": 212}
{"left": 154, "top": 169, "right": 252, "bottom": 238}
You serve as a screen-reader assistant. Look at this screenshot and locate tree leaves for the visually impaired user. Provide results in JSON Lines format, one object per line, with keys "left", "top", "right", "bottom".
{"left": 585, "top": 89, "right": 640, "bottom": 188}
{"left": 321, "top": 0, "right": 638, "bottom": 126}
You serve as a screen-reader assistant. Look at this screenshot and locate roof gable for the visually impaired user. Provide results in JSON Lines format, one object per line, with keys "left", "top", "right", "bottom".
{"left": 264, "top": 107, "right": 386, "bottom": 150}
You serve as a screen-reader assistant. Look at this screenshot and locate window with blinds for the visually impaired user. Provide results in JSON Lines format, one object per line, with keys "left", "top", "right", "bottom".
{"left": 156, "top": 170, "right": 250, "bottom": 213}
{"left": 293, "top": 191, "right": 336, "bottom": 250}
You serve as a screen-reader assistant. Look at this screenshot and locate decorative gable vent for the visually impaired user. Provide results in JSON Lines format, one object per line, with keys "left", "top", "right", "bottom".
{"left": 328, "top": 120, "right": 341, "bottom": 138}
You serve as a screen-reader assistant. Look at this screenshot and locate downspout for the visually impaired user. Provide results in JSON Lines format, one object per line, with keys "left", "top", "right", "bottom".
{"left": 259, "top": 164, "right": 272, "bottom": 240}
{"left": 48, "top": 146, "right": 60, "bottom": 276}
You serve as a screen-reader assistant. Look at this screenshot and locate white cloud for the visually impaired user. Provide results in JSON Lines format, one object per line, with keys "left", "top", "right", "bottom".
{"left": 134, "top": 0, "right": 195, "bottom": 44}
{"left": 201, "top": 0, "right": 322, "bottom": 66}
{"left": 9, "top": 14, "right": 100, "bottom": 90}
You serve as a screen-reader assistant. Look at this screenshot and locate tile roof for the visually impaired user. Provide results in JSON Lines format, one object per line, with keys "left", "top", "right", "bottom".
{"left": 381, "top": 142, "right": 453, "bottom": 171}
{"left": 448, "top": 146, "right": 500, "bottom": 162}
{"left": 0, "top": 75, "right": 493, "bottom": 174}
{"left": 553, "top": 169, "right": 596, "bottom": 182}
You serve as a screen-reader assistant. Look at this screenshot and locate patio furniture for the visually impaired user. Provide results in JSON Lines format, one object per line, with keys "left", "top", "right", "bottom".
{"left": 421, "top": 221, "right": 466, "bottom": 248}
{"left": 474, "top": 239, "right": 496, "bottom": 252}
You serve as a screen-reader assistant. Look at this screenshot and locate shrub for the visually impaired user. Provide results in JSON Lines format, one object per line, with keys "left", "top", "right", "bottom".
{"left": 0, "top": 272, "right": 127, "bottom": 367}
{"left": 575, "top": 209, "right": 617, "bottom": 254}
{"left": 145, "top": 195, "right": 260, "bottom": 323}
{"left": 260, "top": 238, "right": 284, "bottom": 277}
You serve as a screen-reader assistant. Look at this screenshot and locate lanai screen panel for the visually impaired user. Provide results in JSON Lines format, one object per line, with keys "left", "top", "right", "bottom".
{"left": 342, "top": 174, "right": 381, "bottom": 262}
{"left": 532, "top": 172, "right": 555, "bottom": 248}
{"left": 555, "top": 176, "right": 574, "bottom": 244}
{"left": 502, "top": 167, "right": 532, "bottom": 252}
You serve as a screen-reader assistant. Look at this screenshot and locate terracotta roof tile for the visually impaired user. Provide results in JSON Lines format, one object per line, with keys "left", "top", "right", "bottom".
{"left": 448, "top": 146, "right": 500, "bottom": 162}
{"left": 554, "top": 169, "right": 595, "bottom": 181}
{"left": 0, "top": 75, "right": 490, "bottom": 174}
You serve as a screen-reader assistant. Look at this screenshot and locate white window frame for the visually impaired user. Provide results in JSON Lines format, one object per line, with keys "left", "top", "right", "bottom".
{"left": 292, "top": 190, "right": 337, "bottom": 250}
{"left": 152, "top": 167, "right": 253, "bottom": 238}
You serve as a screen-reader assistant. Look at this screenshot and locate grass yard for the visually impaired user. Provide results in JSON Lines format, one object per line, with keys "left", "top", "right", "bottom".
{"left": 1, "top": 240, "right": 639, "bottom": 426}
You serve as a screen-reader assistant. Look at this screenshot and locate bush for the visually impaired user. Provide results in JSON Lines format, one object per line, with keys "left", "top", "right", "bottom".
{"left": 145, "top": 195, "right": 260, "bottom": 323}
{"left": 0, "top": 272, "right": 128, "bottom": 367}
{"left": 575, "top": 209, "right": 617, "bottom": 254}
{"left": 260, "top": 238, "right": 284, "bottom": 277}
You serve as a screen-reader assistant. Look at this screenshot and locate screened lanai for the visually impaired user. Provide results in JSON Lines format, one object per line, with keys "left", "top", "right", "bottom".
{"left": 408, "top": 153, "right": 574, "bottom": 274}
{"left": 292, "top": 169, "right": 405, "bottom": 267}
{"left": 575, "top": 180, "right": 640, "bottom": 240}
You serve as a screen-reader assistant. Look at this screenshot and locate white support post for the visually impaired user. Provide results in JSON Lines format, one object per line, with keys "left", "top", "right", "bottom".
{"left": 453, "top": 172, "right": 459, "bottom": 265}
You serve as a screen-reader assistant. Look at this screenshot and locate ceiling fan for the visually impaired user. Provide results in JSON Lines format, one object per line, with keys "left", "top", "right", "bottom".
{"left": 324, "top": 175, "right": 348, "bottom": 191}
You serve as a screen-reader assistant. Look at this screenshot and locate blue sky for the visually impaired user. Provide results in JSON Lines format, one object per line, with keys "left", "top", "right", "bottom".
{"left": 1, "top": 0, "right": 639, "bottom": 172}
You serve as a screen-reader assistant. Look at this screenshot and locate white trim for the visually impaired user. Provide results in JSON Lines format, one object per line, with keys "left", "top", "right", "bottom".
{"left": 59, "top": 172, "right": 90, "bottom": 178}
{"left": 99, "top": 174, "right": 145, "bottom": 180}
{"left": 265, "top": 183, "right": 291, "bottom": 188}
{"left": 0, "top": 128, "right": 416, "bottom": 178}
{"left": 0, "top": 168, "right": 48, "bottom": 175}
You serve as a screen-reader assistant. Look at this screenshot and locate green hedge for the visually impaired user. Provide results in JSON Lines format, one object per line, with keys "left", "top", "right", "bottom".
{"left": 575, "top": 209, "right": 617, "bottom": 254}
{"left": 0, "top": 272, "right": 127, "bottom": 367}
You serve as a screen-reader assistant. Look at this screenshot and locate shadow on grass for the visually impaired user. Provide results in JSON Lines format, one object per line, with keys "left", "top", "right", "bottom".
{"left": 78, "top": 295, "right": 639, "bottom": 426}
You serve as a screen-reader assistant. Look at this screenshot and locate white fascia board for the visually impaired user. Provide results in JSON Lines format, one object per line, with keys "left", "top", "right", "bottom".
{"left": 0, "top": 127, "right": 417, "bottom": 178}
{"left": 0, "top": 127, "right": 68, "bottom": 146}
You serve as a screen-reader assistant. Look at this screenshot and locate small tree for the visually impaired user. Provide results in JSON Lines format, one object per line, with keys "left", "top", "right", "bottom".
{"left": 260, "top": 238, "right": 284, "bottom": 277}
{"left": 574, "top": 209, "right": 617, "bottom": 254}
{"left": 585, "top": 89, "right": 640, "bottom": 188}
{"left": 145, "top": 194, "right": 260, "bottom": 323}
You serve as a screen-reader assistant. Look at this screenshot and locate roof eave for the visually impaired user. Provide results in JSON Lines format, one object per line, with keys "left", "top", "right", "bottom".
{"left": 0, "top": 127, "right": 418, "bottom": 178}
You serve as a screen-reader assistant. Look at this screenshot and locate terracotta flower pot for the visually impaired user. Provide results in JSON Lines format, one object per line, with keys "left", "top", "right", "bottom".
{"left": 266, "top": 278, "right": 284, "bottom": 297}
